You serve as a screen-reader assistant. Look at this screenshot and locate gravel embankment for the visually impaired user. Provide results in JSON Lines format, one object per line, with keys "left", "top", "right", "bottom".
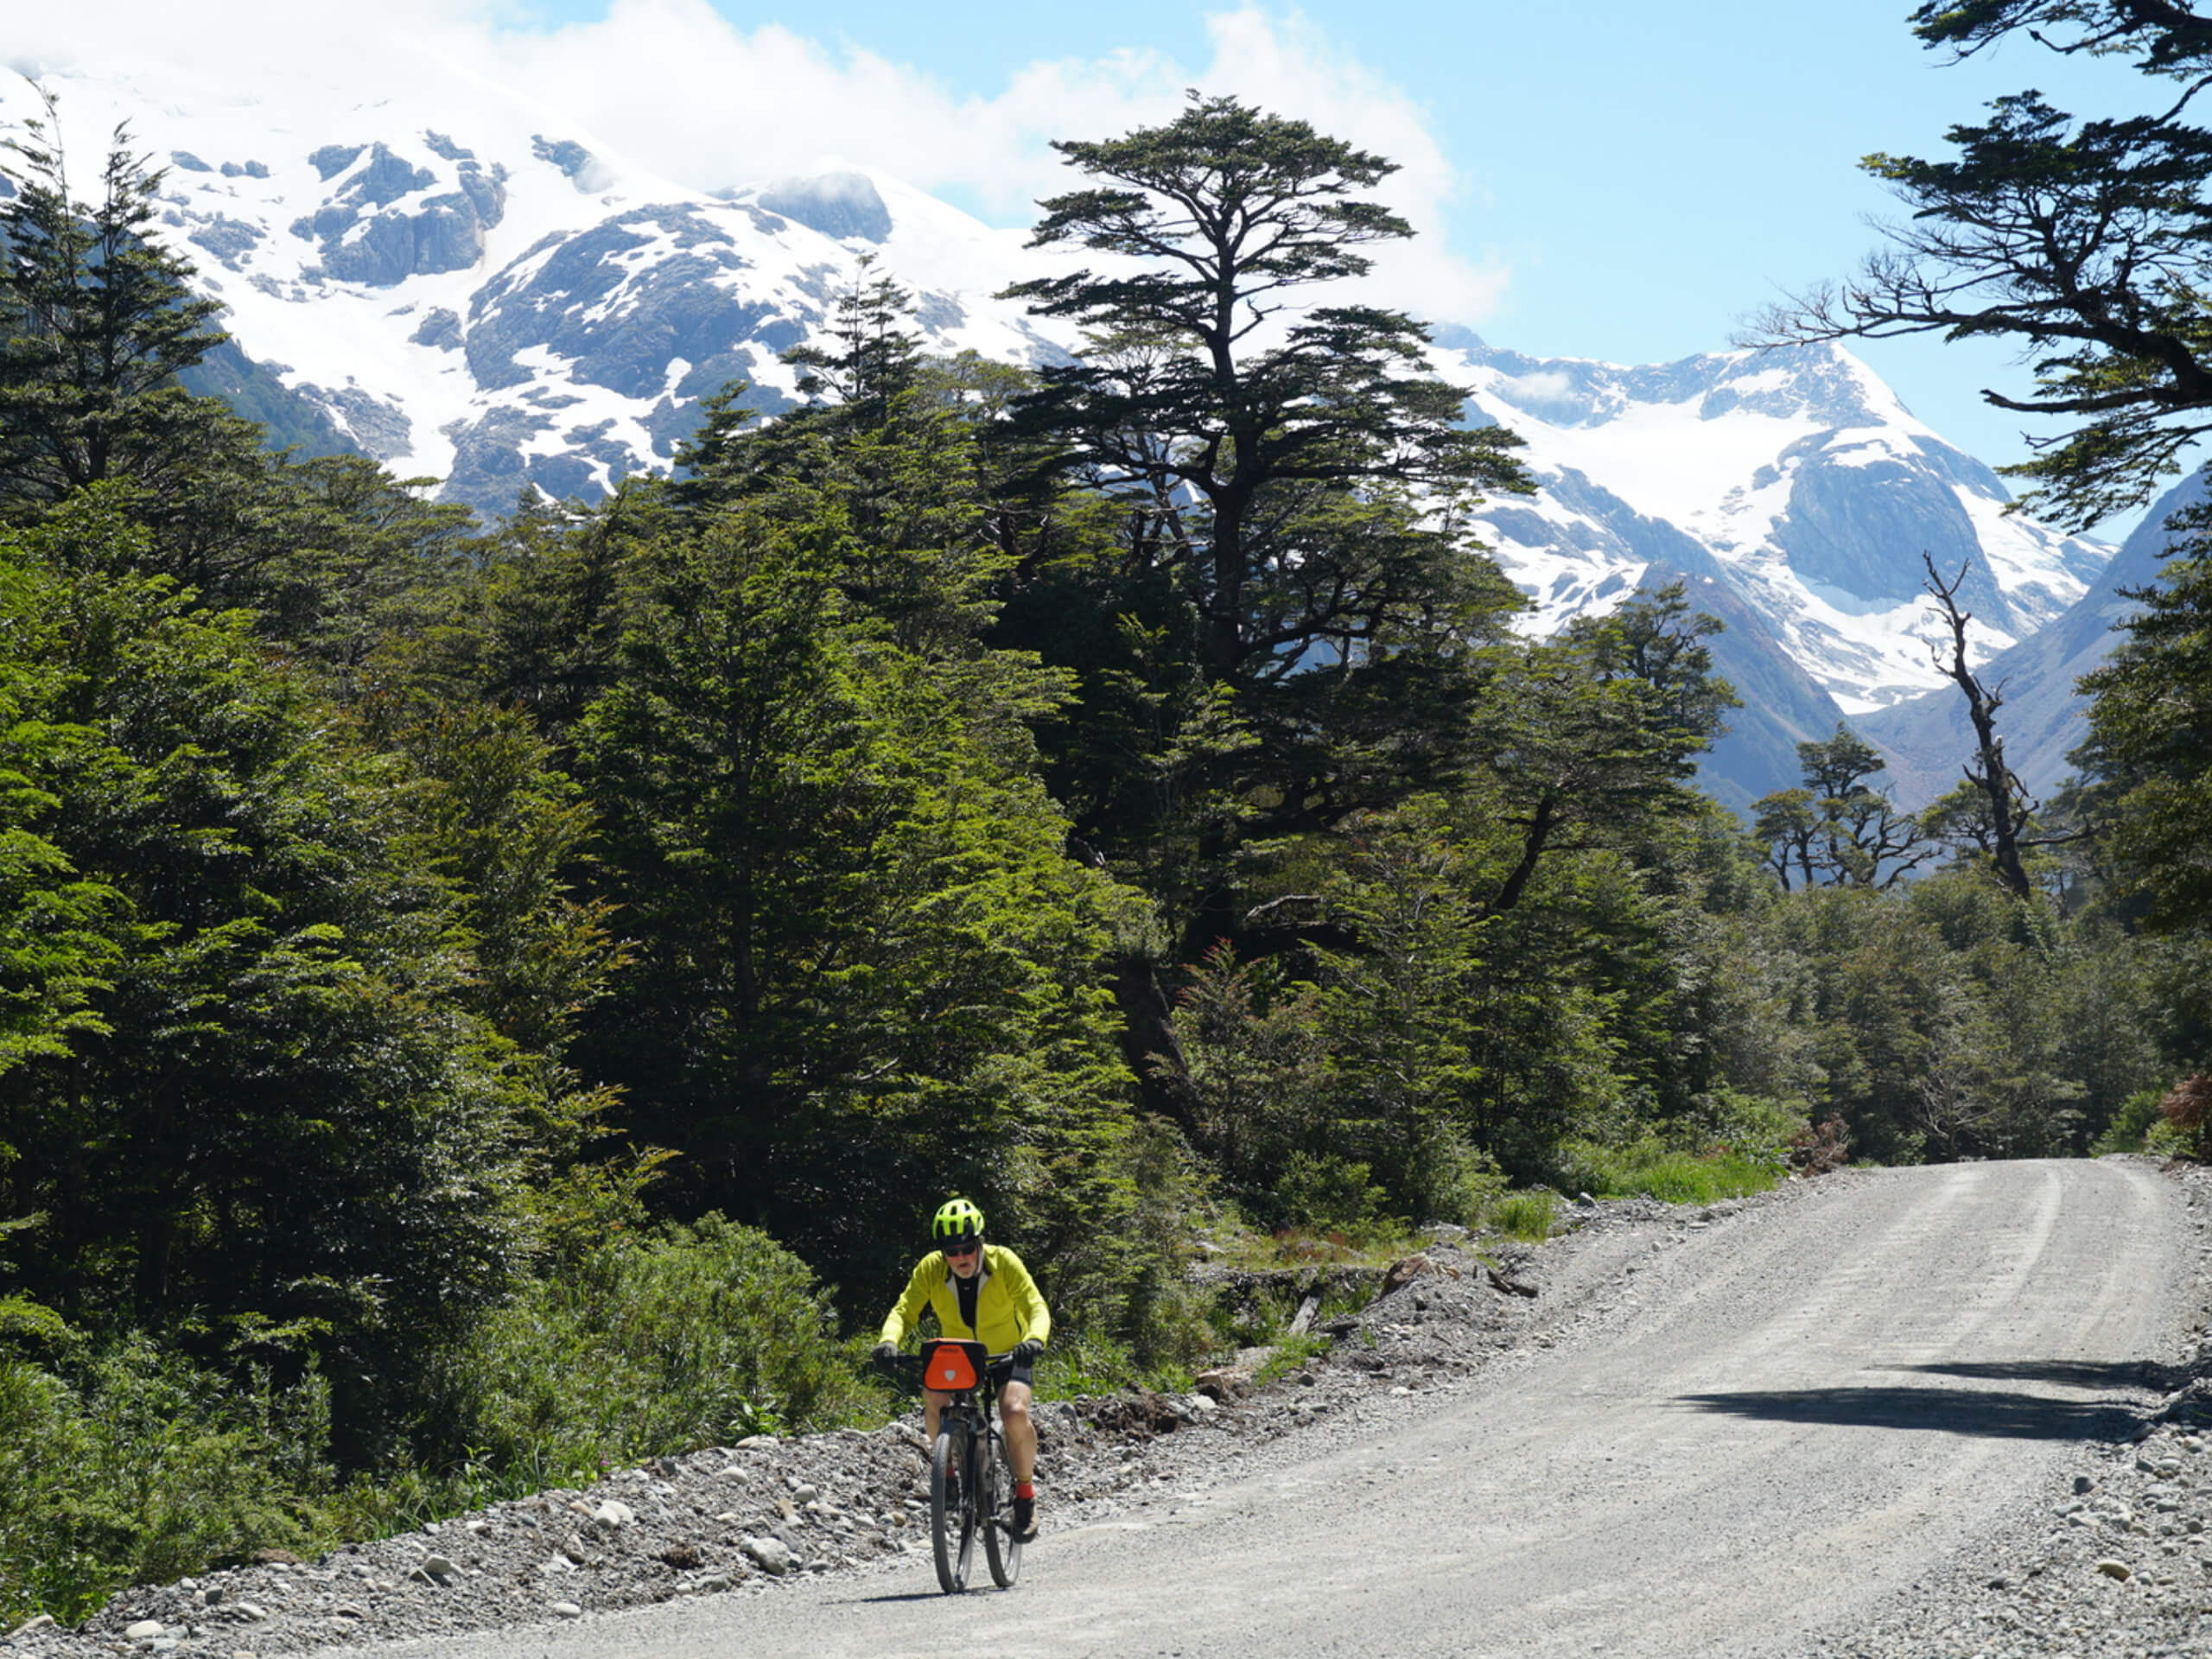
{"left": 6, "top": 1162, "right": 2208, "bottom": 1659}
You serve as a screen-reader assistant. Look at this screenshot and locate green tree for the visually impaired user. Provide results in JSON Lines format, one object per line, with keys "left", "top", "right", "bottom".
{"left": 1750, "top": 3, "right": 2212, "bottom": 528}
{"left": 782, "top": 254, "right": 928, "bottom": 429}
{"left": 1752, "top": 727, "right": 1930, "bottom": 889}
{"left": 1005, "top": 92, "right": 1530, "bottom": 682}
{"left": 0, "top": 494, "right": 537, "bottom": 1457}
{"left": 391, "top": 488, "right": 640, "bottom": 761}
{"left": 570, "top": 487, "right": 1135, "bottom": 1294}
{"left": 2075, "top": 522, "right": 2212, "bottom": 933}
{"left": 0, "top": 92, "right": 236, "bottom": 518}
{"left": 1471, "top": 584, "right": 1737, "bottom": 914}
{"left": 0, "top": 553, "right": 118, "bottom": 1080}
{"left": 1311, "top": 802, "right": 1498, "bottom": 1223}
{"left": 1150, "top": 941, "right": 1330, "bottom": 1217}
{"left": 999, "top": 97, "right": 1531, "bottom": 931}
{"left": 987, "top": 95, "right": 1548, "bottom": 1122}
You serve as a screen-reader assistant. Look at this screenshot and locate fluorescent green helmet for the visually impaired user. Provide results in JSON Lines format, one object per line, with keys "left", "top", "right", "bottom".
{"left": 931, "top": 1197, "right": 985, "bottom": 1243}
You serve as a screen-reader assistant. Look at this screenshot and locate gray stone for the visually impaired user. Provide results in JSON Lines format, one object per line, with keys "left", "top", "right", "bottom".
{"left": 531, "top": 137, "right": 600, "bottom": 188}
{"left": 291, "top": 142, "right": 491, "bottom": 287}
{"left": 741, "top": 1536, "right": 792, "bottom": 1575}
{"left": 188, "top": 214, "right": 265, "bottom": 270}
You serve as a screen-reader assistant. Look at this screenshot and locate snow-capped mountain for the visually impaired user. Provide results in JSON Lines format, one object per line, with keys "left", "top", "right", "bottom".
{"left": 0, "top": 60, "right": 1077, "bottom": 508}
{"left": 1443, "top": 334, "right": 2113, "bottom": 718}
{"left": 2, "top": 58, "right": 2126, "bottom": 809}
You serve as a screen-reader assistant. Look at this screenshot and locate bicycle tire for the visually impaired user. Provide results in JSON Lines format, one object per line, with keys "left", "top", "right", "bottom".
{"left": 930, "top": 1421, "right": 976, "bottom": 1593}
{"left": 982, "top": 1428, "right": 1022, "bottom": 1588}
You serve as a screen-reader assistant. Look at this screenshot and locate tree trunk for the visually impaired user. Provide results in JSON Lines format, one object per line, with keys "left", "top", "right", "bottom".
{"left": 1923, "top": 556, "right": 2033, "bottom": 899}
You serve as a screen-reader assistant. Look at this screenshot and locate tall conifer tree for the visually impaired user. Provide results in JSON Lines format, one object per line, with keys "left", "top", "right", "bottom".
{"left": 0, "top": 88, "right": 228, "bottom": 510}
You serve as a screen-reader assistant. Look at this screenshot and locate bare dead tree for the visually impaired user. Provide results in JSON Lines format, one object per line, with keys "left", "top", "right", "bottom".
{"left": 1922, "top": 554, "right": 2041, "bottom": 898}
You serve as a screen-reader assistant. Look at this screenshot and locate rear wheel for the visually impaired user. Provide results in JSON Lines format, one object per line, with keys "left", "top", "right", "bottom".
{"left": 982, "top": 1430, "right": 1022, "bottom": 1588}
{"left": 930, "top": 1421, "right": 976, "bottom": 1592}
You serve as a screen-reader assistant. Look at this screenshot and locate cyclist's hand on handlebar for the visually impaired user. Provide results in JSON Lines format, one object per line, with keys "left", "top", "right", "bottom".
{"left": 871, "top": 1340, "right": 899, "bottom": 1370}
{"left": 1011, "top": 1338, "right": 1045, "bottom": 1365}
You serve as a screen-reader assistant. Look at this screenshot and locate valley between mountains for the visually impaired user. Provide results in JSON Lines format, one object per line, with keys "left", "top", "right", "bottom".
{"left": 24, "top": 1159, "right": 2212, "bottom": 1659}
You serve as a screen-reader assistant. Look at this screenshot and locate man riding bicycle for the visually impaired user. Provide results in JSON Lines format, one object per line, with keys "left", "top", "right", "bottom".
{"left": 874, "top": 1198, "right": 1049, "bottom": 1540}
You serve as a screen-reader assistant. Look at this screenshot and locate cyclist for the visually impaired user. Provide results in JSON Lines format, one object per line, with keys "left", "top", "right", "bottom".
{"left": 874, "top": 1197, "right": 1049, "bottom": 1540}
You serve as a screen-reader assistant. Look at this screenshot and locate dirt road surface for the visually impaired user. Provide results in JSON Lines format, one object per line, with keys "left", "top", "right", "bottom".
{"left": 328, "top": 1159, "right": 2200, "bottom": 1657}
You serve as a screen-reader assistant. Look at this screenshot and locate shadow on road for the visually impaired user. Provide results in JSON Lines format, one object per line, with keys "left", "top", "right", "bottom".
{"left": 1675, "top": 1384, "right": 2142, "bottom": 1441}
{"left": 1890, "top": 1358, "right": 2174, "bottom": 1390}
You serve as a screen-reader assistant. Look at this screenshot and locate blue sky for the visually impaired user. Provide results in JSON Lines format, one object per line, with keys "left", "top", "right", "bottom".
{"left": 490, "top": 0, "right": 2156, "bottom": 529}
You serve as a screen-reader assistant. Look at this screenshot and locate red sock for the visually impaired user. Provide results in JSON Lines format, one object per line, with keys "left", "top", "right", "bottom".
{"left": 1015, "top": 1481, "right": 1035, "bottom": 1499}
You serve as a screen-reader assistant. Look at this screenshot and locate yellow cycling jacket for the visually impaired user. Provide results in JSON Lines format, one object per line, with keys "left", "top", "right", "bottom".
{"left": 879, "top": 1243, "right": 1051, "bottom": 1357}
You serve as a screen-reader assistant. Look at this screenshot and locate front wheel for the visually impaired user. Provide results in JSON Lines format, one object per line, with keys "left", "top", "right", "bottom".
{"left": 982, "top": 1430, "right": 1022, "bottom": 1588}
{"left": 930, "top": 1421, "right": 976, "bottom": 1593}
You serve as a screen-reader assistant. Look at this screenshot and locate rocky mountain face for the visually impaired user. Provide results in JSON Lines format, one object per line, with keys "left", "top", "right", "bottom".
{"left": 3, "top": 63, "right": 1066, "bottom": 515}
{"left": 1856, "top": 473, "right": 2197, "bottom": 808}
{"left": 3, "top": 60, "right": 2137, "bottom": 811}
{"left": 1440, "top": 334, "right": 2119, "bottom": 807}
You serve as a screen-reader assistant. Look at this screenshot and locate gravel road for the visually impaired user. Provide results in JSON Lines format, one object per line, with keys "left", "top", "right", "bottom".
{"left": 20, "top": 1157, "right": 2211, "bottom": 1658}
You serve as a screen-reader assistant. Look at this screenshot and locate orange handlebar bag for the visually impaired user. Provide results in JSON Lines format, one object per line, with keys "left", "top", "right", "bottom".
{"left": 920, "top": 1338, "right": 987, "bottom": 1392}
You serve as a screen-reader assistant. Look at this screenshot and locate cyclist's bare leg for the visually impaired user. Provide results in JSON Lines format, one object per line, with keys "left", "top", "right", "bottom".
{"left": 922, "top": 1388, "right": 950, "bottom": 1446}
{"left": 1000, "top": 1378, "right": 1036, "bottom": 1483}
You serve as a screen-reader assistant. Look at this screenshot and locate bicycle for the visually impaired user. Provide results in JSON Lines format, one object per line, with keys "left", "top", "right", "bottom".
{"left": 884, "top": 1338, "right": 1023, "bottom": 1592}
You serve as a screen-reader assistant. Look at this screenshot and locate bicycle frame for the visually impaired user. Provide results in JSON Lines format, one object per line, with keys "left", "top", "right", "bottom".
{"left": 903, "top": 1338, "right": 1021, "bottom": 1593}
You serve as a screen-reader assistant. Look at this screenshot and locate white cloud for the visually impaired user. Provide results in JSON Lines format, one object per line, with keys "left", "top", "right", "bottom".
{"left": 5, "top": 0, "right": 1510, "bottom": 327}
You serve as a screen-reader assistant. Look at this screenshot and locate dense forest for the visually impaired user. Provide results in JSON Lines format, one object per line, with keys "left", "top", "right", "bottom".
{"left": 3, "top": 10, "right": 2212, "bottom": 1621}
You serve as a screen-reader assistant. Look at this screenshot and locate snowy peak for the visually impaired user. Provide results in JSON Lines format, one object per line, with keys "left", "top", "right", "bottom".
{"left": 1446, "top": 336, "right": 2113, "bottom": 715}
{"left": 1, "top": 65, "right": 1073, "bottom": 505}
{"left": 747, "top": 173, "right": 893, "bottom": 245}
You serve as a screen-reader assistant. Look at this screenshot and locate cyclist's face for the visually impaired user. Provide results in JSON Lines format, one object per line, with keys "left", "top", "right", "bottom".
{"left": 944, "top": 1239, "right": 982, "bottom": 1277}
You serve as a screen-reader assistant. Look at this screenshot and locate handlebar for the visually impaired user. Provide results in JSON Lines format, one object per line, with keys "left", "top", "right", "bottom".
{"left": 874, "top": 1338, "right": 1023, "bottom": 1389}
{"left": 874, "top": 1350, "right": 1019, "bottom": 1372}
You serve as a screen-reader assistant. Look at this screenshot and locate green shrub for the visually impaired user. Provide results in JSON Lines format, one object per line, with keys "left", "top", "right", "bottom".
{"left": 1552, "top": 1135, "right": 1782, "bottom": 1205}
{"left": 0, "top": 1339, "right": 330, "bottom": 1626}
{"left": 1271, "top": 1153, "right": 1403, "bottom": 1243}
{"left": 435, "top": 1214, "right": 868, "bottom": 1478}
{"left": 2092, "top": 1090, "right": 2170, "bottom": 1156}
{"left": 1030, "top": 1329, "right": 1148, "bottom": 1400}
{"left": 1250, "top": 1332, "right": 1330, "bottom": 1388}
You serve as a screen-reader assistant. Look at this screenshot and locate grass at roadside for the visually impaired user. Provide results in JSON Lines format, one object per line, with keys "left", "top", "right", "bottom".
{"left": 1481, "top": 1188, "right": 1558, "bottom": 1240}
{"left": 1553, "top": 1136, "right": 1784, "bottom": 1205}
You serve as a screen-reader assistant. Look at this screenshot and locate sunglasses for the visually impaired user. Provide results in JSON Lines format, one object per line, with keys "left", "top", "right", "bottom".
{"left": 942, "top": 1239, "right": 982, "bottom": 1256}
